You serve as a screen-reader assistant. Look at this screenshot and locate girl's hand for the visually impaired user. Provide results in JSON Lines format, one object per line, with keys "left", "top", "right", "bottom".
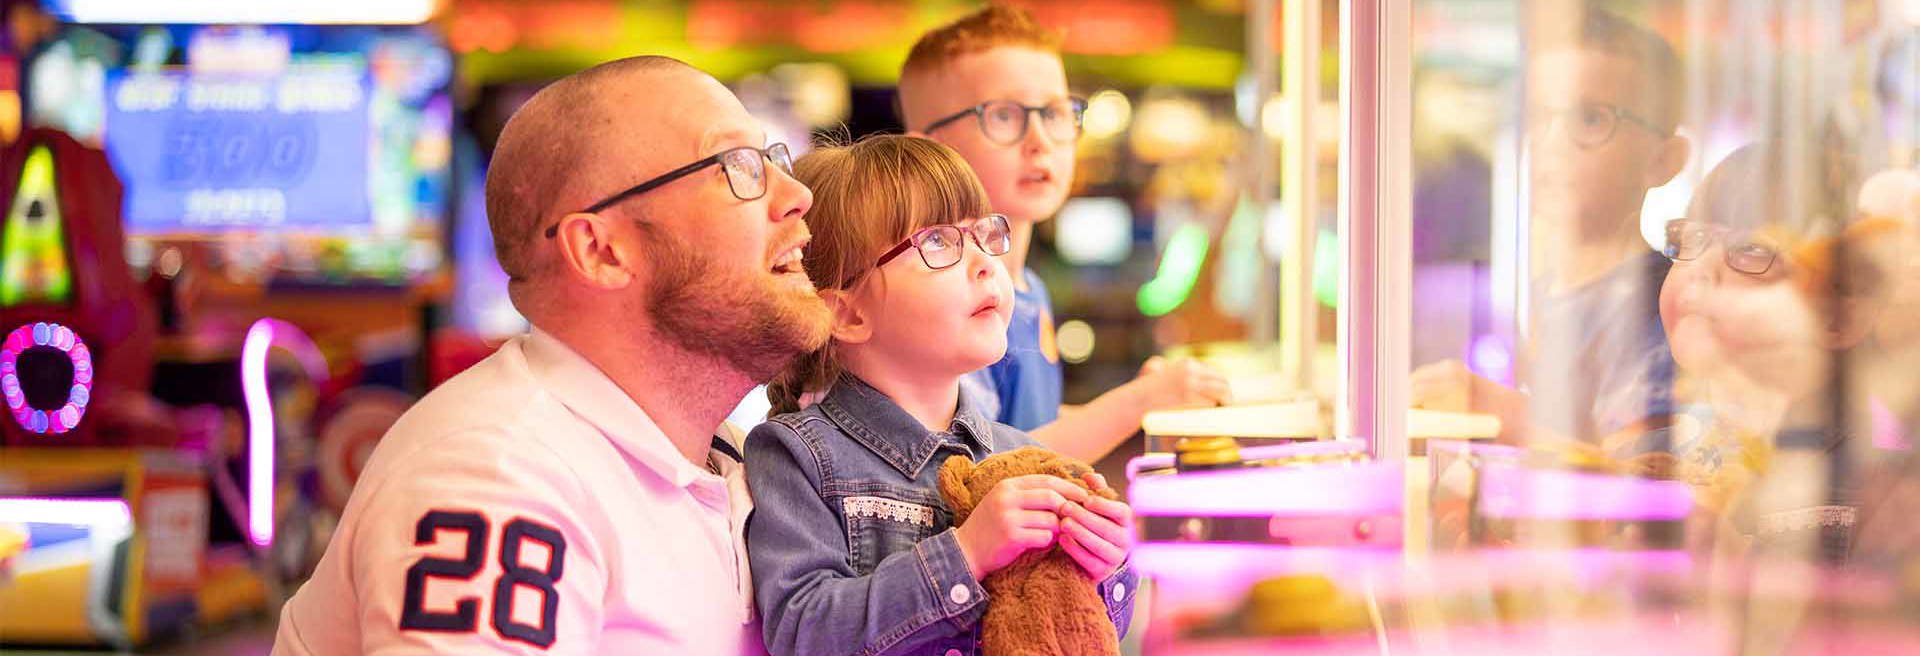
{"left": 953, "top": 475, "right": 1089, "bottom": 580}
{"left": 1058, "top": 474, "right": 1133, "bottom": 580}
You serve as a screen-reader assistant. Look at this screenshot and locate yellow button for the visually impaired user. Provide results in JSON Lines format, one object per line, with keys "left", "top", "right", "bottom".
{"left": 1174, "top": 436, "right": 1241, "bottom": 469}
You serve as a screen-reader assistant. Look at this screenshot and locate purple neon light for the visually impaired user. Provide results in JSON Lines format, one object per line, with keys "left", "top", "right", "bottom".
{"left": 240, "top": 318, "right": 327, "bottom": 548}
{"left": 1134, "top": 542, "right": 1402, "bottom": 585}
{"left": 1468, "top": 334, "right": 1512, "bottom": 385}
{"left": 1128, "top": 460, "right": 1404, "bottom": 517}
{"left": 0, "top": 496, "right": 132, "bottom": 528}
{"left": 1137, "top": 542, "right": 1694, "bottom": 609}
{"left": 1475, "top": 464, "right": 1694, "bottom": 521}
{"left": 1424, "top": 440, "right": 1694, "bottom": 521}
{"left": 2, "top": 322, "right": 94, "bottom": 435}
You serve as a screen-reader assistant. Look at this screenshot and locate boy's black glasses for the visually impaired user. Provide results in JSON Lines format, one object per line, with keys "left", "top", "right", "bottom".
{"left": 1527, "top": 101, "right": 1669, "bottom": 149}
{"left": 923, "top": 98, "right": 1087, "bottom": 146}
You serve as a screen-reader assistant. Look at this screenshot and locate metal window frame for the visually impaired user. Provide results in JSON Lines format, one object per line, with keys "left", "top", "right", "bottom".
{"left": 1338, "top": 0, "right": 1413, "bottom": 459}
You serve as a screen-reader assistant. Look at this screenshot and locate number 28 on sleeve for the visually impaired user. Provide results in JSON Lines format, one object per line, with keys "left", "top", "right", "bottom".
{"left": 399, "top": 510, "right": 567, "bottom": 649}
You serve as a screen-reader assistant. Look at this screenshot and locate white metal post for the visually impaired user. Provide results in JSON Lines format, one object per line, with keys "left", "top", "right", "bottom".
{"left": 1339, "top": 0, "right": 1412, "bottom": 458}
{"left": 1249, "top": 0, "right": 1279, "bottom": 347}
{"left": 1280, "top": 0, "right": 1320, "bottom": 392}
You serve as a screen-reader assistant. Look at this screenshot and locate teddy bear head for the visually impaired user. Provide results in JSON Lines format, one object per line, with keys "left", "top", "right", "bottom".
{"left": 938, "top": 447, "right": 1115, "bottom": 526}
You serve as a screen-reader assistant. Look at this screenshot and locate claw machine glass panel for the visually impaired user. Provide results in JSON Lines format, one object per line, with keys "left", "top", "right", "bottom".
{"left": 1131, "top": 0, "right": 1920, "bottom": 653}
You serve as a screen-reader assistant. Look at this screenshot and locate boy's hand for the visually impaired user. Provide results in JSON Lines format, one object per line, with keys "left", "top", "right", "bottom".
{"left": 1409, "top": 359, "right": 1475, "bottom": 412}
{"left": 953, "top": 475, "right": 1089, "bottom": 580}
{"left": 1135, "top": 357, "right": 1231, "bottom": 411}
{"left": 1057, "top": 477, "right": 1133, "bottom": 580}
{"left": 1410, "top": 359, "right": 1533, "bottom": 442}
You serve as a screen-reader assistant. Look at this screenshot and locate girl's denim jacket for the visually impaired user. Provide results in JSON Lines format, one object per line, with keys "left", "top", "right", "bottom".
{"left": 744, "top": 375, "right": 1137, "bottom": 656}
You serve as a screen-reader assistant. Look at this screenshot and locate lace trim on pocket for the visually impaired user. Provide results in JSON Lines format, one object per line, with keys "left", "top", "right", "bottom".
{"left": 842, "top": 496, "right": 936, "bottom": 527}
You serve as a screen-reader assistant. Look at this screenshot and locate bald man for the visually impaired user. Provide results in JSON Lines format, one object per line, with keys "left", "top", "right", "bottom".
{"left": 272, "top": 56, "right": 828, "bottom": 655}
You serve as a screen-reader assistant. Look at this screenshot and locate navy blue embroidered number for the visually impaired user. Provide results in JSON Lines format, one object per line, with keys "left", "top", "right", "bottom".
{"left": 399, "top": 512, "right": 568, "bottom": 649}
{"left": 493, "top": 519, "right": 566, "bottom": 648}
{"left": 400, "top": 511, "right": 490, "bottom": 632}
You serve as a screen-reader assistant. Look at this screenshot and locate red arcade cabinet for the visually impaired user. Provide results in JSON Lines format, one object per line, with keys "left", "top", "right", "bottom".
{"left": 0, "top": 127, "right": 165, "bottom": 447}
{"left": 0, "top": 128, "right": 208, "bottom": 648}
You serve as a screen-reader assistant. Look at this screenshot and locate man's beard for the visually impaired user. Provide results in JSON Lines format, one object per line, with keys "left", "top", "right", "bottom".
{"left": 637, "top": 222, "right": 831, "bottom": 382}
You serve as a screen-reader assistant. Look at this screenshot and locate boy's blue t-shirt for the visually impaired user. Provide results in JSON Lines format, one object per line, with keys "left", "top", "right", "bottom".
{"left": 962, "top": 268, "right": 1063, "bottom": 431}
{"left": 1528, "top": 250, "right": 1677, "bottom": 443}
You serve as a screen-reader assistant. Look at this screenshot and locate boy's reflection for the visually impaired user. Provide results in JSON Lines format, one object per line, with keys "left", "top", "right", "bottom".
{"left": 1413, "top": 9, "right": 1688, "bottom": 446}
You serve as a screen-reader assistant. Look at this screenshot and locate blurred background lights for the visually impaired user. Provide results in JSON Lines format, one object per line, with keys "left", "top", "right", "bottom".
{"left": 1057, "top": 319, "right": 1096, "bottom": 364}
{"left": 1083, "top": 89, "right": 1132, "bottom": 140}
{"left": 1131, "top": 95, "right": 1212, "bottom": 162}
{"left": 1054, "top": 197, "right": 1135, "bottom": 266}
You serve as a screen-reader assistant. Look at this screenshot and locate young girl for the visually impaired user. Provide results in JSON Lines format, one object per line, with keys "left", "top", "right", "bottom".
{"left": 744, "top": 135, "right": 1137, "bottom": 656}
{"left": 1653, "top": 142, "right": 1907, "bottom": 559}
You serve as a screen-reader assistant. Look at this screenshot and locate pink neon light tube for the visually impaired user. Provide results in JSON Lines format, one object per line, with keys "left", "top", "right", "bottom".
{"left": 241, "top": 318, "right": 327, "bottom": 548}
{"left": 1475, "top": 465, "right": 1693, "bottom": 521}
{"left": 1128, "top": 461, "right": 1405, "bottom": 517}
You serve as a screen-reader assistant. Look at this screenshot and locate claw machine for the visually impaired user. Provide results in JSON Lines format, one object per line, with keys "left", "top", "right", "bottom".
{"left": 1126, "top": 0, "right": 1920, "bottom": 653}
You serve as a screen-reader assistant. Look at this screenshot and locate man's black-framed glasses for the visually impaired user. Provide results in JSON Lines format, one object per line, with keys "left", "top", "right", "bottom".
{"left": 923, "top": 98, "right": 1087, "bottom": 146}
{"left": 1526, "top": 100, "right": 1670, "bottom": 149}
{"left": 546, "top": 143, "right": 793, "bottom": 238}
{"left": 873, "top": 214, "right": 1013, "bottom": 272}
{"left": 1662, "top": 218, "right": 1779, "bottom": 275}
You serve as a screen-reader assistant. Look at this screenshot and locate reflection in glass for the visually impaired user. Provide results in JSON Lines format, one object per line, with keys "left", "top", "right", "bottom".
{"left": 1411, "top": 0, "right": 1920, "bottom": 650}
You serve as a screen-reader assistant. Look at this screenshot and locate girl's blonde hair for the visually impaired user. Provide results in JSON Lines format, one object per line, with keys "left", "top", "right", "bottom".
{"left": 766, "top": 135, "right": 992, "bottom": 415}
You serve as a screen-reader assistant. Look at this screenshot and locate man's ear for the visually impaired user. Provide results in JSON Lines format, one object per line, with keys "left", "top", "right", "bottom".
{"left": 1646, "top": 132, "right": 1691, "bottom": 189}
{"left": 822, "top": 287, "right": 875, "bottom": 344}
{"left": 552, "top": 212, "right": 638, "bottom": 290}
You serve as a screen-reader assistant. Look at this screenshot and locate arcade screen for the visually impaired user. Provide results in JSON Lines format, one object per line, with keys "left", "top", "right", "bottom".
{"left": 27, "top": 23, "right": 452, "bottom": 285}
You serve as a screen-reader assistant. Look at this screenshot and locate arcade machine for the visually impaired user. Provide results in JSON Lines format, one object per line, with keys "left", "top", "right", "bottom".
{"left": 0, "top": 119, "right": 336, "bottom": 653}
{"left": 0, "top": 14, "right": 451, "bottom": 646}
{"left": 0, "top": 127, "right": 234, "bottom": 647}
{"left": 89, "top": 16, "right": 456, "bottom": 562}
{"left": 90, "top": 23, "right": 457, "bottom": 571}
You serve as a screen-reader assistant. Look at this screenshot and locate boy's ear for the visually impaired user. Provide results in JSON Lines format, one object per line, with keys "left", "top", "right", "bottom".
{"left": 822, "top": 288, "right": 874, "bottom": 344}
{"left": 1646, "top": 132, "right": 1691, "bottom": 189}
{"left": 893, "top": 95, "right": 917, "bottom": 136}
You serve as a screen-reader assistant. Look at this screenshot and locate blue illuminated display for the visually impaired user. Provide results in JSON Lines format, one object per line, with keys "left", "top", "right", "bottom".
{"left": 104, "top": 69, "right": 373, "bottom": 233}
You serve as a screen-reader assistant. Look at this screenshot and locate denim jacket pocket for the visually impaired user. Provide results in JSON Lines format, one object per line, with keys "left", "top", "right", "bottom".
{"left": 841, "top": 494, "right": 939, "bottom": 575}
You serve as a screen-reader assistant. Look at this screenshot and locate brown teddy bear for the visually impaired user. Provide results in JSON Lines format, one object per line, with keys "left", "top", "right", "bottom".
{"left": 937, "top": 447, "right": 1122, "bottom": 656}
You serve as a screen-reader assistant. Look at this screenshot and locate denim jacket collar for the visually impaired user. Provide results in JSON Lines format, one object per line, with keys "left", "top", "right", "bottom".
{"left": 816, "top": 373, "right": 997, "bottom": 478}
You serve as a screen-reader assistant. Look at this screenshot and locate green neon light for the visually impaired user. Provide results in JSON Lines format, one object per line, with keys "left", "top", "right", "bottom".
{"left": 1, "top": 145, "right": 72, "bottom": 307}
{"left": 1312, "top": 227, "right": 1338, "bottom": 308}
{"left": 1137, "top": 222, "right": 1210, "bottom": 317}
{"left": 1212, "top": 195, "right": 1262, "bottom": 316}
